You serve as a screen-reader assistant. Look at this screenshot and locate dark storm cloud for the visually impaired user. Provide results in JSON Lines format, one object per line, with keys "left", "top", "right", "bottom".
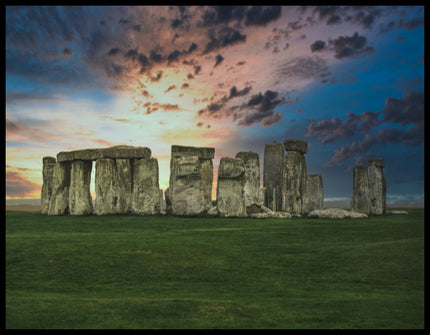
{"left": 308, "top": 90, "right": 424, "bottom": 166}
{"left": 204, "top": 26, "right": 247, "bottom": 54}
{"left": 202, "top": 6, "right": 246, "bottom": 26}
{"left": 381, "top": 91, "right": 424, "bottom": 126}
{"left": 201, "top": 6, "right": 281, "bottom": 27}
{"left": 244, "top": 6, "right": 282, "bottom": 26}
{"left": 397, "top": 17, "right": 424, "bottom": 30}
{"left": 329, "top": 32, "right": 374, "bottom": 59}
{"left": 310, "top": 40, "right": 326, "bottom": 52}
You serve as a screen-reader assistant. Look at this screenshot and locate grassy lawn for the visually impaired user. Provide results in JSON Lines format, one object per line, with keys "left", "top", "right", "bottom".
{"left": 5, "top": 209, "right": 424, "bottom": 329}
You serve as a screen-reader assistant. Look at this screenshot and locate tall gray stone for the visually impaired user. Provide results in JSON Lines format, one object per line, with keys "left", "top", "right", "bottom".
{"left": 236, "top": 151, "right": 262, "bottom": 207}
{"left": 132, "top": 158, "right": 160, "bottom": 215}
{"left": 69, "top": 160, "right": 93, "bottom": 215}
{"left": 283, "top": 139, "right": 308, "bottom": 214}
{"left": 368, "top": 158, "right": 386, "bottom": 215}
{"left": 263, "top": 142, "right": 284, "bottom": 211}
{"left": 48, "top": 161, "right": 71, "bottom": 215}
{"left": 94, "top": 158, "right": 133, "bottom": 215}
{"left": 41, "top": 157, "right": 56, "bottom": 215}
{"left": 167, "top": 145, "right": 214, "bottom": 216}
{"left": 351, "top": 165, "right": 370, "bottom": 215}
{"left": 302, "top": 174, "right": 324, "bottom": 213}
{"left": 217, "top": 157, "right": 247, "bottom": 217}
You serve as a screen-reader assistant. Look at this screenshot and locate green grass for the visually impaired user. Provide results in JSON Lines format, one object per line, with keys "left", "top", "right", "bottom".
{"left": 6, "top": 209, "right": 424, "bottom": 329}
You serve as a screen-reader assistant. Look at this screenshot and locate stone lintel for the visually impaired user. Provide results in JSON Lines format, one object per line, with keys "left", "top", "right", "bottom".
{"left": 171, "top": 145, "right": 215, "bottom": 160}
{"left": 43, "top": 156, "right": 57, "bottom": 164}
{"left": 368, "top": 158, "right": 385, "bottom": 168}
{"left": 284, "top": 139, "right": 308, "bottom": 154}
{"left": 57, "top": 145, "right": 151, "bottom": 162}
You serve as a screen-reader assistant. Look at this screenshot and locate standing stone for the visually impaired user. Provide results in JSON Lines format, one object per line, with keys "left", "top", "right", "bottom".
{"left": 368, "top": 158, "right": 386, "bottom": 215}
{"left": 94, "top": 158, "right": 133, "bottom": 215}
{"left": 217, "top": 157, "right": 247, "bottom": 217}
{"left": 41, "top": 157, "right": 56, "bottom": 215}
{"left": 48, "top": 161, "right": 71, "bottom": 215}
{"left": 283, "top": 139, "right": 308, "bottom": 214}
{"left": 166, "top": 145, "right": 214, "bottom": 216}
{"left": 351, "top": 165, "right": 370, "bottom": 215}
{"left": 69, "top": 160, "right": 93, "bottom": 215}
{"left": 263, "top": 142, "right": 284, "bottom": 211}
{"left": 132, "top": 158, "right": 160, "bottom": 215}
{"left": 236, "top": 151, "right": 261, "bottom": 207}
{"left": 302, "top": 174, "right": 324, "bottom": 213}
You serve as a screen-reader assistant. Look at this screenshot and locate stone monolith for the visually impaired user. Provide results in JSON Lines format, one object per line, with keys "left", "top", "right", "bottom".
{"left": 302, "top": 174, "right": 324, "bottom": 213}
{"left": 217, "top": 157, "right": 247, "bottom": 217}
{"left": 236, "top": 151, "right": 262, "bottom": 207}
{"left": 368, "top": 158, "right": 386, "bottom": 215}
{"left": 94, "top": 158, "right": 133, "bottom": 215}
{"left": 351, "top": 165, "right": 370, "bottom": 215}
{"left": 132, "top": 157, "right": 160, "bottom": 215}
{"left": 283, "top": 139, "right": 308, "bottom": 214}
{"left": 263, "top": 142, "right": 284, "bottom": 211}
{"left": 166, "top": 145, "right": 214, "bottom": 216}
{"left": 41, "top": 156, "right": 56, "bottom": 215}
{"left": 48, "top": 161, "right": 71, "bottom": 215}
{"left": 69, "top": 160, "right": 93, "bottom": 215}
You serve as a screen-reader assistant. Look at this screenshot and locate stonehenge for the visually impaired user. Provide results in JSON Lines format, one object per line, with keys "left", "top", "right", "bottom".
{"left": 216, "top": 157, "right": 247, "bottom": 217}
{"left": 41, "top": 142, "right": 387, "bottom": 218}
{"left": 165, "top": 145, "right": 214, "bottom": 216}
{"left": 352, "top": 159, "right": 386, "bottom": 215}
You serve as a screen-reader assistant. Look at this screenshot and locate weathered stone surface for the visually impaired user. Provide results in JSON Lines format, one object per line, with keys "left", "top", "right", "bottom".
{"left": 131, "top": 158, "right": 160, "bottom": 215}
{"left": 284, "top": 139, "right": 308, "bottom": 154}
{"left": 167, "top": 145, "right": 214, "bottom": 216}
{"left": 250, "top": 205, "right": 292, "bottom": 219}
{"left": 236, "top": 151, "right": 261, "bottom": 208}
{"left": 218, "top": 157, "right": 245, "bottom": 179}
{"left": 302, "top": 174, "right": 324, "bottom": 213}
{"left": 264, "top": 142, "right": 284, "bottom": 211}
{"left": 57, "top": 145, "right": 151, "bottom": 162}
{"left": 207, "top": 206, "right": 218, "bottom": 215}
{"left": 48, "top": 162, "right": 68, "bottom": 215}
{"left": 217, "top": 157, "right": 247, "bottom": 217}
{"left": 94, "top": 159, "right": 132, "bottom": 215}
{"left": 284, "top": 150, "right": 307, "bottom": 214}
{"left": 171, "top": 145, "right": 215, "bottom": 160}
{"left": 41, "top": 157, "right": 56, "bottom": 215}
{"left": 368, "top": 158, "right": 385, "bottom": 168}
{"left": 387, "top": 210, "right": 408, "bottom": 215}
{"left": 351, "top": 165, "right": 370, "bottom": 215}
{"left": 48, "top": 161, "right": 71, "bottom": 215}
{"left": 368, "top": 158, "right": 386, "bottom": 215}
{"left": 69, "top": 160, "right": 93, "bottom": 215}
{"left": 308, "top": 208, "right": 368, "bottom": 219}
{"left": 201, "top": 159, "right": 214, "bottom": 207}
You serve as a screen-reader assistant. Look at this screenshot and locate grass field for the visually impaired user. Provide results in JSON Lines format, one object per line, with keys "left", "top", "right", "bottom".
{"left": 5, "top": 209, "right": 424, "bottom": 329}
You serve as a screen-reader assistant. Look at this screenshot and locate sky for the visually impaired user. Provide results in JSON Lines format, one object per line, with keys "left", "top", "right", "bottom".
{"left": 5, "top": 6, "right": 425, "bottom": 205}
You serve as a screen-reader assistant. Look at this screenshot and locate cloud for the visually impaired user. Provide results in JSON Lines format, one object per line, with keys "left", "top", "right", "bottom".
{"left": 309, "top": 90, "right": 424, "bottom": 166}
{"left": 381, "top": 91, "right": 424, "bottom": 126}
{"left": 204, "top": 26, "right": 247, "bottom": 54}
{"left": 397, "top": 17, "right": 424, "bottom": 30}
{"left": 6, "top": 168, "right": 41, "bottom": 198}
{"left": 329, "top": 32, "right": 374, "bottom": 59}
{"left": 245, "top": 6, "right": 282, "bottom": 26}
{"left": 310, "top": 40, "right": 326, "bottom": 52}
{"left": 214, "top": 53, "right": 224, "bottom": 67}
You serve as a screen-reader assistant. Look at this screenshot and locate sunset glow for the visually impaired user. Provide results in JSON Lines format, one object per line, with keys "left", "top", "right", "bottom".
{"left": 6, "top": 6, "right": 424, "bottom": 205}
